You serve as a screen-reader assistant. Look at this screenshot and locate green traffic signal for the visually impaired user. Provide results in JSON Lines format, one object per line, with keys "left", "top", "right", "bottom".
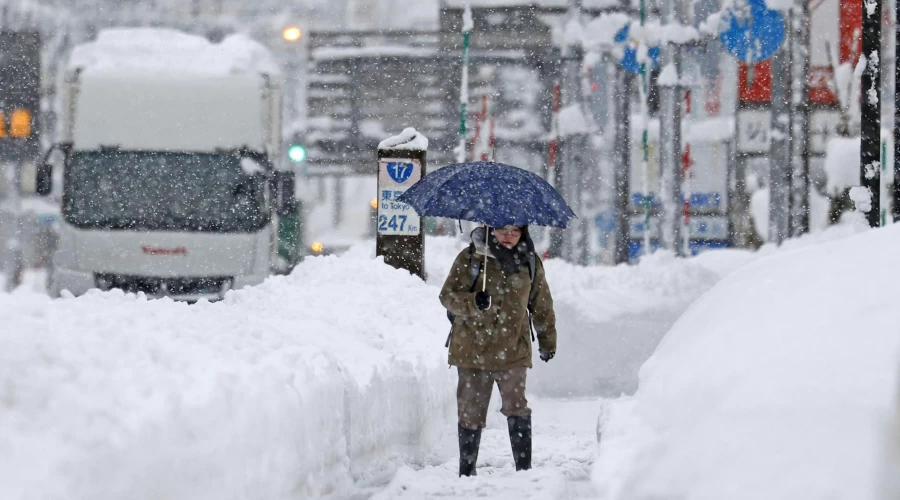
{"left": 288, "top": 144, "right": 307, "bottom": 163}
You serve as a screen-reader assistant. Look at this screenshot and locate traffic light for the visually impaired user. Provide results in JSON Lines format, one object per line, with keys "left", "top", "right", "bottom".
{"left": 288, "top": 143, "right": 307, "bottom": 163}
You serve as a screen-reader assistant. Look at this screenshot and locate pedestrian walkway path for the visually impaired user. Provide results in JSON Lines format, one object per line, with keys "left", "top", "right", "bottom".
{"left": 369, "top": 398, "right": 607, "bottom": 499}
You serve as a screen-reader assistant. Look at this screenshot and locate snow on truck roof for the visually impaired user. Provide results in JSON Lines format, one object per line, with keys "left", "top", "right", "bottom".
{"left": 68, "top": 28, "right": 280, "bottom": 77}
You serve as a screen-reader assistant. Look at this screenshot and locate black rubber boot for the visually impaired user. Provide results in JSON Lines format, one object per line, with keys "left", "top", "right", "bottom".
{"left": 458, "top": 425, "right": 482, "bottom": 477}
{"left": 507, "top": 416, "right": 532, "bottom": 471}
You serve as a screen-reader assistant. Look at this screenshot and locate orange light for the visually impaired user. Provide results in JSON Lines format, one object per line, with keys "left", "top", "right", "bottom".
{"left": 0, "top": 111, "right": 5, "bottom": 138}
{"left": 282, "top": 26, "right": 302, "bottom": 42}
{"left": 310, "top": 241, "right": 324, "bottom": 253}
{"left": 370, "top": 198, "right": 378, "bottom": 209}
{"left": 10, "top": 109, "right": 31, "bottom": 138}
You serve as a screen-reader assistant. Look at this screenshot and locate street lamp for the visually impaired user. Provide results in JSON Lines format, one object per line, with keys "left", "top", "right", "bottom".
{"left": 282, "top": 26, "right": 302, "bottom": 42}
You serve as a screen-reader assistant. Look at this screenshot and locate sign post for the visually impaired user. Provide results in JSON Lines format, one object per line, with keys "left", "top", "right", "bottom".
{"left": 376, "top": 129, "right": 427, "bottom": 279}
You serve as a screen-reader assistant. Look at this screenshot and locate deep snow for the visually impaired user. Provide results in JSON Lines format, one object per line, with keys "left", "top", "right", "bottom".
{"left": 0, "top": 234, "right": 745, "bottom": 499}
{"left": 593, "top": 221, "right": 900, "bottom": 499}
{"left": 0, "top": 255, "right": 454, "bottom": 499}
{"left": 2, "top": 222, "right": 883, "bottom": 499}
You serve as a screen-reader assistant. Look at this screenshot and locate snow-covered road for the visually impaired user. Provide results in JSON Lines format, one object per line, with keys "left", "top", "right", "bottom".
{"left": 366, "top": 397, "right": 607, "bottom": 500}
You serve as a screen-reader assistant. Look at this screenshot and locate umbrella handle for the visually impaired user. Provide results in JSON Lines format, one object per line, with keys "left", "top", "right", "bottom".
{"left": 483, "top": 226, "right": 488, "bottom": 292}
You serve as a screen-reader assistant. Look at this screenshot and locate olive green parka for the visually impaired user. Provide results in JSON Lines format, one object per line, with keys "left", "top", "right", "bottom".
{"left": 439, "top": 231, "right": 557, "bottom": 370}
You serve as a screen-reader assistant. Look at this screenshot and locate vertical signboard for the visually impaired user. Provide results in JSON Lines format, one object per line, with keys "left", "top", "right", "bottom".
{"left": 377, "top": 158, "right": 422, "bottom": 235}
{"left": 375, "top": 145, "right": 426, "bottom": 279}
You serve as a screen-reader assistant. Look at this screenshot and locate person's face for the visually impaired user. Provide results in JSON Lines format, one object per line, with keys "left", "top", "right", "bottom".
{"left": 494, "top": 226, "right": 522, "bottom": 249}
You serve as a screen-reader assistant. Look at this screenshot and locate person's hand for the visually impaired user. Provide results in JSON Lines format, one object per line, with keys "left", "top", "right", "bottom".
{"left": 475, "top": 291, "right": 491, "bottom": 310}
{"left": 539, "top": 349, "right": 555, "bottom": 362}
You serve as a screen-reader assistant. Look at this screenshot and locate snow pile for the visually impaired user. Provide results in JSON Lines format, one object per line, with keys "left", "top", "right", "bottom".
{"left": 462, "top": 5, "right": 474, "bottom": 32}
{"left": 824, "top": 133, "right": 894, "bottom": 195}
{"left": 825, "top": 136, "right": 861, "bottom": 194}
{"left": 657, "top": 63, "right": 678, "bottom": 86}
{"left": 593, "top": 224, "right": 900, "bottom": 499}
{"left": 378, "top": 127, "right": 430, "bottom": 152}
{"left": 685, "top": 116, "right": 735, "bottom": 143}
{"left": 69, "top": 28, "right": 280, "bottom": 76}
{"left": 0, "top": 253, "right": 454, "bottom": 499}
{"left": 558, "top": 105, "right": 590, "bottom": 138}
{"left": 531, "top": 252, "right": 728, "bottom": 397}
{"left": 564, "top": 16, "right": 586, "bottom": 47}
{"left": 850, "top": 185, "right": 873, "bottom": 212}
{"left": 749, "top": 186, "right": 832, "bottom": 237}
{"left": 584, "top": 12, "right": 632, "bottom": 46}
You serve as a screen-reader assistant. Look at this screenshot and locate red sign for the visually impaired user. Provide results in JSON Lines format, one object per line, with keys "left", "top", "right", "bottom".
{"left": 839, "top": 0, "right": 862, "bottom": 64}
{"left": 738, "top": 0, "right": 861, "bottom": 107}
{"left": 738, "top": 61, "right": 772, "bottom": 103}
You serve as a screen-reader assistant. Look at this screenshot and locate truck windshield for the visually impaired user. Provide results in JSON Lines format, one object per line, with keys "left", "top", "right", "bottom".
{"left": 63, "top": 151, "right": 270, "bottom": 233}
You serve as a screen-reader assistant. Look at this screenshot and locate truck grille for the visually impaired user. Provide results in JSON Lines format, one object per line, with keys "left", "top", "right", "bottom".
{"left": 94, "top": 274, "right": 232, "bottom": 299}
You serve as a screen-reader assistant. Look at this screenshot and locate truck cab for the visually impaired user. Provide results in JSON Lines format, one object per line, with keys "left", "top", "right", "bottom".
{"left": 36, "top": 28, "right": 293, "bottom": 301}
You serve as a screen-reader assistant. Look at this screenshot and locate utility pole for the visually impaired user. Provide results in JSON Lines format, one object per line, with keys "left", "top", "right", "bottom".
{"left": 658, "top": 0, "right": 683, "bottom": 255}
{"left": 769, "top": 39, "right": 791, "bottom": 243}
{"left": 894, "top": 0, "right": 900, "bottom": 221}
{"left": 861, "top": 0, "right": 882, "bottom": 227}
{"left": 614, "top": 68, "right": 632, "bottom": 264}
{"left": 789, "top": 1, "right": 811, "bottom": 236}
{"left": 560, "top": 0, "right": 585, "bottom": 263}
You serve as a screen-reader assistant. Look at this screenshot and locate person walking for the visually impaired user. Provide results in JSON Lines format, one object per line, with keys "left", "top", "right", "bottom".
{"left": 440, "top": 224, "right": 557, "bottom": 477}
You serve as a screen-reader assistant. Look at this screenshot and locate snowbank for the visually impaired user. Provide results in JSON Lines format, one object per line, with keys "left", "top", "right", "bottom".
{"left": 532, "top": 253, "right": 725, "bottom": 397}
{"left": 825, "top": 136, "right": 861, "bottom": 195}
{"left": 0, "top": 253, "right": 454, "bottom": 499}
{"left": 69, "top": 28, "right": 280, "bottom": 76}
{"left": 558, "top": 105, "right": 590, "bottom": 138}
{"left": 824, "top": 132, "right": 894, "bottom": 195}
{"left": 749, "top": 186, "right": 832, "bottom": 238}
{"left": 593, "top": 223, "right": 900, "bottom": 499}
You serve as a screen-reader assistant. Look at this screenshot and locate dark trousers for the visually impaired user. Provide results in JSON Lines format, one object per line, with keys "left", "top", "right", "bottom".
{"left": 457, "top": 367, "right": 531, "bottom": 430}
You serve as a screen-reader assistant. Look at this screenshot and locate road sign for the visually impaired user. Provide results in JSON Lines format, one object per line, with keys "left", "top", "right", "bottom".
{"left": 377, "top": 158, "right": 422, "bottom": 236}
{"left": 614, "top": 24, "right": 660, "bottom": 75}
{"left": 720, "top": 0, "right": 785, "bottom": 63}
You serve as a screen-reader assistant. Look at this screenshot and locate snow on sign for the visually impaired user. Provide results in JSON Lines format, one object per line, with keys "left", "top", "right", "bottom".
{"left": 377, "top": 158, "right": 422, "bottom": 235}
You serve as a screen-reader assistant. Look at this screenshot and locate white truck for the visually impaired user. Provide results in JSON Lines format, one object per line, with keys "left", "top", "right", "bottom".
{"left": 36, "top": 28, "right": 294, "bottom": 300}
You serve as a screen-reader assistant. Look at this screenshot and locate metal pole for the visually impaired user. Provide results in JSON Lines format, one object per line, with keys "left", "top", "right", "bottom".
{"left": 548, "top": 82, "right": 564, "bottom": 259}
{"left": 770, "top": 42, "right": 791, "bottom": 243}
{"left": 456, "top": 6, "right": 472, "bottom": 164}
{"left": 659, "top": 0, "right": 682, "bottom": 254}
{"left": 637, "top": 0, "right": 651, "bottom": 256}
{"left": 894, "top": 0, "right": 900, "bottom": 221}
{"left": 862, "top": 0, "right": 882, "bottom": 227}
{"left": 614, "top": 68, "right": 632, "bottom": 264}
{"left": 789, "top": 4, "right": 811, "bottom": 235}
{"left": 681, "top": 90, "right": 692, "bottom": 256}
{"left": 560, "top": 0, "right": 583, "bottom": 263}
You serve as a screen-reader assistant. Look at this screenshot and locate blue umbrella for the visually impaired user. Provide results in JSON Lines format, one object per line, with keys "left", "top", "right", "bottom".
{"left": 396, "top": 161, "right": 576, "bottom": 229}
